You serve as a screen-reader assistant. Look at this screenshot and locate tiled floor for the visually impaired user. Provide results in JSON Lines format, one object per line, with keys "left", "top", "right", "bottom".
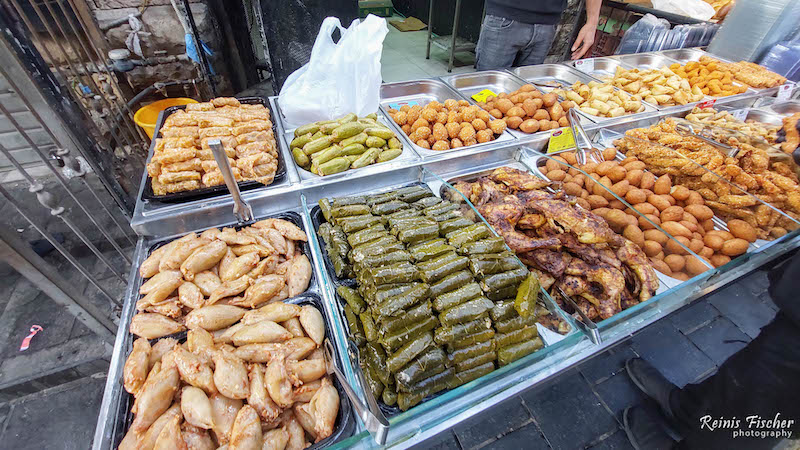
{"left": 382, "top": 15, "right": 477, "bottom": 83}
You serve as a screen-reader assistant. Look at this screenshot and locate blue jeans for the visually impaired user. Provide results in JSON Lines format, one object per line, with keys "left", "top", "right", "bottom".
{"left": 475, "top": 15, "right": 557, "bottom": 70}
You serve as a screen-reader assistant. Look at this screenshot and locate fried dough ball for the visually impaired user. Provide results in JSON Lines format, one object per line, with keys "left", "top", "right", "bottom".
{"left": 416, "top": 126, "right": 432, "bottom": 140}
{"left": 451, "top": 138, "right": 464, "bottom": 148}
{"left": 472, "top": 118, "right": 488, "bottom": 131}
{"left": 421, "top": 107, "right": 437, "bottom": 122}
{"left": 432, "top": 140, "right": 450, "bottom": 151}
{"left": 393, "top": 111, "right": 408, "bottom": 126}
{"left": 458, "top": 123, "right": 476, "bottom": 141}
{"left": 432, "top": 123, "right": 448, "bottom": 141}
{"left": 446, "top": 122, "right": 462, "bottom": 139}
{"left": 416, "top": 139, "right": 430, "bottom": 149}
{"left": 476, "top": 129, "right": 493, "bottom": 143}
{"left": 489, "top": 118, "right": 507, "bottom": 135}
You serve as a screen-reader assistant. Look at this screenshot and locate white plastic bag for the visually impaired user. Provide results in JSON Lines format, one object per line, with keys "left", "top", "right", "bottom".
{"left": 278, "top": 15, "right": 388, "bottom": 129}
{"left": 651, "top": 0, "right": 715, "bottom": 21}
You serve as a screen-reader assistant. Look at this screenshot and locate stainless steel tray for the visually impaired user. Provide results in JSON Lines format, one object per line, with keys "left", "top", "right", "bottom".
{"left": 379, "top": 78, "right": 516, "bottom": 159}
{"left": 563, "top": 57, "right": 631, "bottom": 80}
{"left": 659, "top": 48, "right": 733, "bottom": 64}
{"left": 277, "top": 108, "right": 419, "bottom": 182}
{"left": 613, "top": 53, "right": 682, "bottom": 71}
{"left": 438, "top": 70, "right": 589, "bottom": 135}
{"left": 768, "top": 100, "right": 800, "bottom": 116}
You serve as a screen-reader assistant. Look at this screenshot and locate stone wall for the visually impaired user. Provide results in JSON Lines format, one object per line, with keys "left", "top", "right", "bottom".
{"left": 91, "top": 0, "right": 230, "bottom": 96}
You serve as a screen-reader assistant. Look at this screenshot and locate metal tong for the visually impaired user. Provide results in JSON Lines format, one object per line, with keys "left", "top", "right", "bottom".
{"left": 567, "top": 108, "right": 604, "bottom": 165}
{"left": 323, "top": 339, "right": 390, "bottom": 445}
{"left": 555, "top": 286, "right": 602, "bottom": 345}
{"left": 674, "top": 122, "right": 738, "bottom": 158}
{"left": 208, "top": 139, "right": 253, "bottom": 223}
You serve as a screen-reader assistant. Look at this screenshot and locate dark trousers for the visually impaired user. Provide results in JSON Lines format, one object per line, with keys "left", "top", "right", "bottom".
{"left": 670, "top": 312, "right": 800, "bottom": 449}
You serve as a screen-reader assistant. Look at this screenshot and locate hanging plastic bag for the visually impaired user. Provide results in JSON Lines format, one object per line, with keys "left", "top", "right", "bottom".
{"left": 651, "top": 0, "right": 715, "bottom": 21}
{"left": 278, "top": 15, "right": 389, "bottom": 129}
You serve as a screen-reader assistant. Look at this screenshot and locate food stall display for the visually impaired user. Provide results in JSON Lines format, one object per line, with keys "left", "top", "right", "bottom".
{"left": 99, "top": 47, "right": 800, "bottom": 450}
{"left": 147, "top": 97, "right": 280, "bottom": 197}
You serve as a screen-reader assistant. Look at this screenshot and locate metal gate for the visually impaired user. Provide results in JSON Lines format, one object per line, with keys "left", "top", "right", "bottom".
{"left": 0, "top": 0, "right": 145, "bottom": 395}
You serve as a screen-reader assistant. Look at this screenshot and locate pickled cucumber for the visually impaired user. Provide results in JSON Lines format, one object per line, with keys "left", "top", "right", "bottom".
{"left": 294, "top": 123, "right": 320, "bottom": 137}
{"left": 332, "top": 122, "right": 366, "bottom": 141}
{"left": 378, "top": 148, "right": 402, "bottom": 162}
{"left": 388, "top": 137, "right": 402, "bottom": 149}
{"left": 341, "top": 143, "right": 367, "bottom": 156}
{"left": 340, "top": 132, "right": 368, "bottom": 147}
{"left": 312, "top": 145, "right": 343, "bottom": 166}
{"left": 290, "top": 132, "right": 313, "bottom": 149}
{"left": 318, "top": 157, "right": 350, "bottom": 176}
{"left": 366, "top": 127, "right": 395, "bottom": 140}
{"left": 364, "top": 136, "right": 386, "bottom": 148}
{"left": 303, "top": 135, "right": 334, "bottom": 155}
{"left": 351, "top": 148, "right": 381, "bottom": 169}
{"left": 292, "top": 147, "right": 310, "bottom": 167}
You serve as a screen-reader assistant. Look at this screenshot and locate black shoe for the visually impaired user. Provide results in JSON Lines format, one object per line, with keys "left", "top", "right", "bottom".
{"left": 626, "top": 357, "right": 678, "bottom": 419}
{"left": 624, "top": 405, "right": 678, "bottom": 450}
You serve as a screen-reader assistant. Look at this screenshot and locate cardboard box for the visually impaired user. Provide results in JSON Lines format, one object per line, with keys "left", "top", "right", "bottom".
{"left": 359, "top": 0, "right": 393, "bottom": 18}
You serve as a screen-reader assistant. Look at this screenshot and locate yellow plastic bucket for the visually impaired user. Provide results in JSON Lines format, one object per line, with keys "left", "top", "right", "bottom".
{"left": 134, "top": 97, "right": 198, "bottom": 138}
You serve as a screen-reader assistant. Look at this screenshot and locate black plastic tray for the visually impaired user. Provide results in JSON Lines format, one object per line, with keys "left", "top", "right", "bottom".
{"left": 111, "top": 212, "right": 354, "bottom": 447}
{"left": 141, "top": 96, "right": 286, "bottom": 204}
{"left": 113, "top": 295, "right": 354, "bottom": 449}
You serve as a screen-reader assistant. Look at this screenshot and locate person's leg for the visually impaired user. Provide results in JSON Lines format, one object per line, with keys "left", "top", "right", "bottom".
{"left": 514, "top": 24, "right": 557, "bottom": 67}
{"left": 670, "top": 313, "right": 800, "bottom": 449}
{"left": 475, "top": 16, "right": 530, "bottom": 71}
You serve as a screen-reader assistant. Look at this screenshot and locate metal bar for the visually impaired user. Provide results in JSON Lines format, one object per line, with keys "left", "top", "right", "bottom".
{"left": 0, "top": 140, "right": 128, "bottom": 281}
{"left": 0, "top": 101, "right": 133, "bottom": 266}
{"left": 28, "top": 0, "right": 142, "bottom": 153}
{"left": 449, "top": 0, "right": 461, "bottom": 72}
{"left": 426, "top": 0, "right": 434, "bottom": 59}
{"left": 60, "top": 0, "right": 150, "bottom": 144}
{"left": 4, "top": 0, "right": 113, "bottom": 153}
{"left": 0, "top": 226, "right": 116, "bottom": 343}
{"left": 78, "top": 177, "right": 135, "bottom": 247}
{"left": 0, "top": 47, "right": 133, "bottom": 220}
{"left": 182, "top": 0, "right": 217, "bottom": 97}
{"left": 0, "top": 183, "right": 119, "bottom": 307}
{"left": 0, "top": 60, "right": 135, "bottom": 245}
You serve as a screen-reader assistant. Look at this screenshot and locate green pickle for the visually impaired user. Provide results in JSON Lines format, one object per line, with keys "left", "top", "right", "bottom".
{"left": 337, "top": 112, "right": 358, "bottom": 124}
{"left": 313, "top": 145, "right": 343, "bottom": 166}
{"left": 388, "top": 137, "right": 402, "bottom": 149}
{"left": 498, "top": 337, "right": 544, "bottom": 366}
{"left": 337, "top": 285, "right": 366, "bottom": 314}
{"left": 294, "top": 123, "right": 320, "bottom": 137}
{"left": 291, "top": 132, "right": 313, "bottom": 149}
{"left": 341, "top": 143, "right": 367, "bottom": 156}
{"left": 331, "top": 122, "right": 366, "bottom": 141}
{"left": 318, "top": 157, "right": 350, "bottom": 176}
{"left": 433, "top": 282, "right": 482, "bottom": 312}
{"left": 302, "top": 135, "right": 334, "bottom": 155}
{"left": 386, "top": 331, "right": 434, "bottom": 373}
{"left": 366, "top": 128, "right": 395, "bottom": 140}
{"left": 365, "top": 136, "right": 387, "bottom": 148}
{"left": 351, "top": 148, "right": 381, "bottom": 169}
{"left": 292, "top": 147, "right": 310, "bottom": 167}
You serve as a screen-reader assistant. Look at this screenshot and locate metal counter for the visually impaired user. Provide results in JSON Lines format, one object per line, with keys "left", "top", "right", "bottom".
{"left": 108, "top": 49, "right": 799, "bottom": 449}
